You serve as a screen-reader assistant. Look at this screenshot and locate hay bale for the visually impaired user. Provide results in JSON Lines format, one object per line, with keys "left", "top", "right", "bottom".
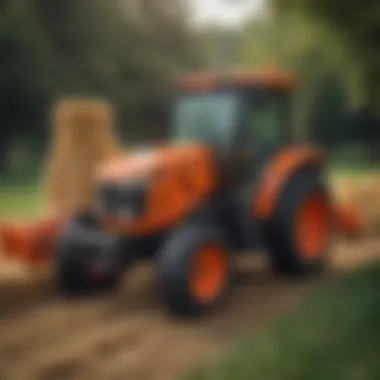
{"left": 333, "top": 176, "right": 380, "bottom": 235}
{"left": 42, "top": 97, "right": 122, "bottom": 216}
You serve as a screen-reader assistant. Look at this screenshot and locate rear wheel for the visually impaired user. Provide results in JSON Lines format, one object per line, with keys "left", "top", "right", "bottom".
{"left": 156, "top": 226, "right": 232, "bottom": 317}
{"left": 265, "top": 168, "right": 332, "bottom": 276}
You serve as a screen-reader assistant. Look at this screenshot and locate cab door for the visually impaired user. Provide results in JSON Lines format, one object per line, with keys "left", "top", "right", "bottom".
{"left": 233, "top": 89, "right": 293, "bottom": 250}
{"left": 236, "top": 89, "right": 293, "bottom": 185}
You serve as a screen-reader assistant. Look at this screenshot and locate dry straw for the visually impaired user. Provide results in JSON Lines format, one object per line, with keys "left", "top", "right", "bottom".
{"left": 42, "top": 97, "right": 122, "bottom": 217}
{"left": 333, "top": 176, "right": 380, "bottom": 235}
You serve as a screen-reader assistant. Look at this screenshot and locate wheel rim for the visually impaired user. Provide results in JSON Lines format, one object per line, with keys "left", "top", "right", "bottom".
{"left": 189, "top": 244, "right": 228, "bottom": 304}
{"left": 295, "top": 193, "right": 329, "bottom": 260}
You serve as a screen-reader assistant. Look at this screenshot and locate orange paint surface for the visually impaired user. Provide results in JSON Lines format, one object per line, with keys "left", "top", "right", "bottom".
{"left": 253, "top": 146, "right": 325, "bottom": 220}
{"left": 189, "top": 244, "right": 228, "bottom": 304}
{"left": 175, "top": 69, "right": 296, "bottom": 92}
{"left": 0, "top": 218, "right": 64, "bottom": 266}
{"left": 97, "top": 145, "right": 217, "bottom": 236}
{"left": 295, "top": 193, "right": 329, "bottom": 260}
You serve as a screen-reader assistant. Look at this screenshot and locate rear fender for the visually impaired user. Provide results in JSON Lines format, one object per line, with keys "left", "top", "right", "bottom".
{"left": 253, "top": 146, "right": 325, "bottom": 221}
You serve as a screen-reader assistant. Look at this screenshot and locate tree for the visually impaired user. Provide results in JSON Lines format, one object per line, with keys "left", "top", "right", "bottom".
{"left": 0, "top": 0, "right": 207, "bottom": 169}
{"left": 307, "top": 74, "right": 349, "bottom": 145}
{"left": 273, "top": 0, "right": 380, "bottom": 109}
{"left": 239, "top": 7, "right": 351, "bottom": 138}
{"left": 0, "top": 0, "right": 56, "bottom": 171}
{"left": 31, "top": 0, "right": 205, "bottom": 141}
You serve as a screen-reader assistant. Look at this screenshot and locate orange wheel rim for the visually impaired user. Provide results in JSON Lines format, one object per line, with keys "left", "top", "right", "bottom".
{"left": 189, "top": 244, "right": 228, "bottom": 304}
{"left": 296, "top": 193, "right": 329, "bottom": 260}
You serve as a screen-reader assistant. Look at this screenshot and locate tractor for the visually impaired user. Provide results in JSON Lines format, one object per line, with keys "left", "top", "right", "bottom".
{"left": 54, "top": 70, "right": 345, "bottom": 317}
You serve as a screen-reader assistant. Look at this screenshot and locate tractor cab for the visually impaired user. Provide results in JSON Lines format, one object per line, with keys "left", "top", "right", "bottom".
{"left": 171, "top": 70, "right": 295, "bottom": 182}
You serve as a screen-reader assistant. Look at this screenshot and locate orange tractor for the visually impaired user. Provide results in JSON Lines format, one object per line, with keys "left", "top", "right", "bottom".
{"left": 0, "top": 70, "right": 361, "bottom": 317}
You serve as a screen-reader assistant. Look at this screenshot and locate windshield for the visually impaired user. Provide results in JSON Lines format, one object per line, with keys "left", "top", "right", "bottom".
{"left": 170, "top": 92, "right": 240, "bottom": 147}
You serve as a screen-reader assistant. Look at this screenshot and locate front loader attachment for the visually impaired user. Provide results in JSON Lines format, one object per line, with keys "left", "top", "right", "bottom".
{"left": 0, "top": 218, "right": 64, "bottom": 267}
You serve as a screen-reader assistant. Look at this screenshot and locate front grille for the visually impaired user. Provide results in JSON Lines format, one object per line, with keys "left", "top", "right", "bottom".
{"left": 97, "top": 182, "right": 147, "bottom": 218}
{"left": 99, "top": 186, "right": 120, "bottom": 214}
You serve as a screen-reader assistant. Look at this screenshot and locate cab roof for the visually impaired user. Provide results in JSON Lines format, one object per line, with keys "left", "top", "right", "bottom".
{"left": 175, "top": 69, "right": 296, "bottom": 92}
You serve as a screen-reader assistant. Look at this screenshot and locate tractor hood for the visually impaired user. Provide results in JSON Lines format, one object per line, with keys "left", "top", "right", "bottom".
{"left": 95, "top": 143, "right": 212, "bottom": 184}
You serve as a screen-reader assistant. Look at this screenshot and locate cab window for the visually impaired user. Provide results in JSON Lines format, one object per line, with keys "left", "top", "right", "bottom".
{"left": 170, "top": 92, "right": 240, "bottom": 153}
{"left": 242, "top": 92, "right": 290, "bottom": 149}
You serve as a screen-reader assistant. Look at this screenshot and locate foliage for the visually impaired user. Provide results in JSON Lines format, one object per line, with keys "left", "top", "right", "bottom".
{"left": 1, "top": 0, "right": 380, "bottom": 176}
{"left": 0, "top": 186, "right": 41, "bottom": 218}
{"left": 236, "top": 2, "right": 380, "bottom": 148}
{"left": 0, "top": 0, "right": 206, "bottom": 172}
{"left": 273, "top": 0, "right": 380, "bottom": 109}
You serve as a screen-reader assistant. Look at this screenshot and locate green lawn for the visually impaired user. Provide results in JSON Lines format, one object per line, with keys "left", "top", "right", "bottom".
{"left": 0, "top": 186, "right": 42, "bottom": 219}
{"left": 185, "top": 264, "right": 380, "bottom": 380}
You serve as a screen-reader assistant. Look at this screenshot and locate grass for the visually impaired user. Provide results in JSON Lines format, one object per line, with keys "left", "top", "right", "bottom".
{"left": 184, "top": 264, "right": 380, "bottom": 380}
{"left": 0, "top": 185, "right": 42, "bottom": 219}
{"left": 327, "top": 163, "right": 380, "bottom": 181}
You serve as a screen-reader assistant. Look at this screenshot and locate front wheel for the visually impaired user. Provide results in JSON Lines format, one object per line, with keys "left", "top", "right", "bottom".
{"left": 156, "top": 226, "right": 232, "bottom": 317}
{"left": 54, "top": 216, "right": 121, "bottom": 297}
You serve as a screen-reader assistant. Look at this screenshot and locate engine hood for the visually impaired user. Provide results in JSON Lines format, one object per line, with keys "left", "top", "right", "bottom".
{"left": 95, "top": 143, "right": 212, "bottom": 184}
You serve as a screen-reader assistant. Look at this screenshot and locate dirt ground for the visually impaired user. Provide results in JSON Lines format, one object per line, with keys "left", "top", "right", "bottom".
{"left": 0, "top": 237, "right": 380, "bottom": 380}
